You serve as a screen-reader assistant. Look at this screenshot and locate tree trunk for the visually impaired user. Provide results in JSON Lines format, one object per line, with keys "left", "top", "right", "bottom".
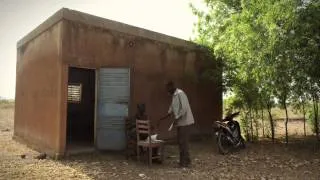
{"left": 261, "top": 109, "right": 265, "bottom": 137}
{"left": 250, "top": 108, "right": 254, "bottom": 142}
{"left": 245, "top": 112, "right": 250, "bottom": 140}
{"left": 302, "top": 102, "right": 306, "bottom": 136}
{"left": 267, "top": 102, "right": 275, "bottom": 142}
{"left": 284, "top": 101, "right": 289, "bottom": 144}
{"left": 315, "top": 100, "right": 320, "bottom": 141}
{"left": 312, "top": 96, "right": 319, "bottom": 140}
{"left": 316, "top": 101, "right": 319, "bottom": 140}
{"left": 255, "top": 109, "right": 259, "bottom": 140}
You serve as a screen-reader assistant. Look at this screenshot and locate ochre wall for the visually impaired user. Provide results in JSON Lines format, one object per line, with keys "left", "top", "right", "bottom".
{"left": 62, "top": 20, "right": 222, "bottom": 139}
{"left": 14, "top": 21, "right": 66, "bottom": 156}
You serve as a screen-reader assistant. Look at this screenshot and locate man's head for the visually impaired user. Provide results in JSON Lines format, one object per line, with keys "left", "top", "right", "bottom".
{"left": 137, "top": 103, "right": 146, "bottom": 115}
{"left": 166, "top": 81, "right": 176, "bottom": 96}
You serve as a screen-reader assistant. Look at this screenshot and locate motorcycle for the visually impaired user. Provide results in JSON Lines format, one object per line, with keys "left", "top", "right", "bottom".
{"left": 214, "top": 112, "right": 245, "bottom": 154}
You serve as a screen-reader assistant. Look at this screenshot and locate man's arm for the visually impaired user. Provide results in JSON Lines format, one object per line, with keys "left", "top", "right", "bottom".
{"left": 156, "top": 105, "right": 174, "bottom": 128}
{"left": 160, "top": 113, "right": 171, "bottom": 121}
{"left": 157, "top": 95, "right": 183, "bottom": 128}
{"left": 159, "top": 104, "right": 173, "bottom": 121}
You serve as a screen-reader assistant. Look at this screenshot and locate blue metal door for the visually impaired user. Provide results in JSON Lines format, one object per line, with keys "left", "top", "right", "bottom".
{"left": 97, "top": 68, "right": 130, "bottom": 150}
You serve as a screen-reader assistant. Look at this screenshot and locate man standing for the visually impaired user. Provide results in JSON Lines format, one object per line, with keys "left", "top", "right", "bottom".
{"left": 163, "top": 81, "right": 194, "bottom": 167}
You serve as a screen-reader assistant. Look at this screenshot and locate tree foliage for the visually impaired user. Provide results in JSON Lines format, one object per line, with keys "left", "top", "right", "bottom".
{"left": 191, "top": 0, "right": 320, "bottom": 141}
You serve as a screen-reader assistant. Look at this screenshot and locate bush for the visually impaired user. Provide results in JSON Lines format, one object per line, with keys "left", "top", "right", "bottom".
{"left": 240, "top": 115, "right": 249, "bottom": 140}
{"left": 307, "top": 107, "right": 319, "bottom": 134}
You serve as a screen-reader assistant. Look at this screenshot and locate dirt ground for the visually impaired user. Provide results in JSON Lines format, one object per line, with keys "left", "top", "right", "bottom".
{"left": 1, "top": 104, "right": 320, "bottom": 180}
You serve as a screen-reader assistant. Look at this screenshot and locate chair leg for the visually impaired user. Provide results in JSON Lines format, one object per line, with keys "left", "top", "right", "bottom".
{"left": 149, "top": 147, "right": 152, "bottom": 166}
{"left": 137, "top": 145, "right": 140, "bottom": 162}
{"left": 160, "top": 145, "right": 164, "bottom": 162}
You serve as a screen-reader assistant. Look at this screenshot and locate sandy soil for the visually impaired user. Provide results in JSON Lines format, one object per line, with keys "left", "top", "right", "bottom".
{"left": 1, "top": 104, "right": 320, "bottom": 180}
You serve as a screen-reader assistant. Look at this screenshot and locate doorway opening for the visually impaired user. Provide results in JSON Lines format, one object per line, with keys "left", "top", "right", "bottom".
{"left": 66, "top": 67, "right": 95, "bottom": 154}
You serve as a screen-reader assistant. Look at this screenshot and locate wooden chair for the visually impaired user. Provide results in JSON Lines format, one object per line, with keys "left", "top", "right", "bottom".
{"left": 136, "top": 120, "right": 164, "bottom": 165}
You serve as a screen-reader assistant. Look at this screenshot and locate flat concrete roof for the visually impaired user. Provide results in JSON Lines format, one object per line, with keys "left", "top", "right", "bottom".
{"left": 17, "top": 8, "right": 199, "bottom": 49}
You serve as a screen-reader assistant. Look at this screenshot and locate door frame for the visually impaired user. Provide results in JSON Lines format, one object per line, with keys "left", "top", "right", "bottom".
{"left": 65, "top": 66, "right": 97, "bottom": 151}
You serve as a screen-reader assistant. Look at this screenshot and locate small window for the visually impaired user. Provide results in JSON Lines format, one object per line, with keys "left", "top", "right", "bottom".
{"left": 68, "top": 83, "right": 82, "bottom": 103}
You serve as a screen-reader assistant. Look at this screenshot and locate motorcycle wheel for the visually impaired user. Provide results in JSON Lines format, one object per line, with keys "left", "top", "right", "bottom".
{"left": 239, "top": 136, "right": 246, "bottom": 149}
{"left": 217, "top": 132, "right": 233, "bottom": 155}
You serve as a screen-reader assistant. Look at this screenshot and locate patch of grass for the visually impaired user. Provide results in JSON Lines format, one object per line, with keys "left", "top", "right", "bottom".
{"left": 272, "top": 107, "right": 303, "bottom": 119}
{"left": 0, "top": 100, "right": 15, "bottom": 109}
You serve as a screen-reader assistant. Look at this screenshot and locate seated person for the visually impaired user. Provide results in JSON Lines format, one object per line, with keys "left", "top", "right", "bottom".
{"left": 126, "top": 103, "right": 147, "bottom": 158}
{"left": 135, "top": 104, "right": 162, "bottom": 161}
{"left": 135, "top": 103, "right": 148, "bottom": 141}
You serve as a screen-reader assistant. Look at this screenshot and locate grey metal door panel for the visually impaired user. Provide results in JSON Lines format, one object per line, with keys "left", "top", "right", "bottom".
{"left": 97, "top": 68, "right": 130, "bottom": 150}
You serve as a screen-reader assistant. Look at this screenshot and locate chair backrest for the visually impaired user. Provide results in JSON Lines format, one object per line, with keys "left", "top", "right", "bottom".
{"left": 136, "top": 119, "right": 151, "bottom": 143}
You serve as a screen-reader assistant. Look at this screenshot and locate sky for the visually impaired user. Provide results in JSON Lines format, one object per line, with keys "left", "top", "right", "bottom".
{"left": 0, "top": 0, "right": 204, "bottom": 99}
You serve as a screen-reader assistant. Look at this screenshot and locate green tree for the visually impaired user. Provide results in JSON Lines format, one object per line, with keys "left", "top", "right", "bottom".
{"left": 191, "top": 0, "right": 320, "bottom": 141}
{"left": 290, "top": 0, "right": 320, "bottom": 139}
